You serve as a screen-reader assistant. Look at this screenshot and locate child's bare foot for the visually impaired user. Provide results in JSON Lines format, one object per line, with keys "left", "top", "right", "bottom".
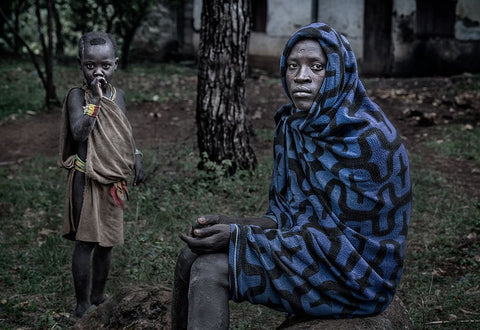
{"left": 74, "top": 302, "right": 93, "bottom": 319}
{"left": 91, "top": 294, "right": 109, "bottom": 306}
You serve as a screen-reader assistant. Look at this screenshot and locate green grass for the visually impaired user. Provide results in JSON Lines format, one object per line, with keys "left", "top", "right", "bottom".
{"left": 399, "top": 150, "right": 480, "bottom": 329}
{"left": 116, "top": 62, "right": 198, "bottom": 104}
{"left": 426, "top": 124, "right": 480, "bottom": 165}
{"left": 0, "top": 61, "right": 46, "bottom": 119}
{"left": 2, "top": 130, "right": 479, "bottom": 329}
{"left": 0, "top": 143, "right": 278, "bottom": 329}
{"left": 1, "top": 60, "right": 479, "bottom": 329}
{"left": 0, "top": 60, "right": 197, "bottom": 121}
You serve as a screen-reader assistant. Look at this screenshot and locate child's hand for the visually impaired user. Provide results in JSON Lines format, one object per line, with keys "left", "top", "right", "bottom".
{"left": 133, "top": 154, "right": 143, "bottom": 185}
{"left": 91, "top": 77, "right": 107, "bottom": 98}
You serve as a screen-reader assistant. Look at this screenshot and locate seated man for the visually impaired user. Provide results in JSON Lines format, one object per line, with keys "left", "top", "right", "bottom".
{"left": 172, "top": 22, "right": 412, "bottom": 329}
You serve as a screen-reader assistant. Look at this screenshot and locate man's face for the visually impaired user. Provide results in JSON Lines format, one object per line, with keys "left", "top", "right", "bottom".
{"left": 79, "top": 43, "right": 118, "bottom": 85}
{"left": 285, "top": 39, "right": 327, "bottom": 111}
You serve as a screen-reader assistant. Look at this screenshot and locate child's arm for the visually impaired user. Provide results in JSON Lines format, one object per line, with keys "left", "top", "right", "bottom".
{"left": 67, "top": 77, "right": 105, "bottom": 142}
{"left": 67, "top": 88, "right": 97, "bottom": 142}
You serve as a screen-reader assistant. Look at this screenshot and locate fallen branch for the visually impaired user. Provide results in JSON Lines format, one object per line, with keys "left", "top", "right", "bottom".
{"left": 426, "top": 319, "right": 480, "bottom": 326}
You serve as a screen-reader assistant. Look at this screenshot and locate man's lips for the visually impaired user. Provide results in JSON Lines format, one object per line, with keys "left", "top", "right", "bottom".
{"left": 292, "top": 88, "right": 312, "bottom": 97}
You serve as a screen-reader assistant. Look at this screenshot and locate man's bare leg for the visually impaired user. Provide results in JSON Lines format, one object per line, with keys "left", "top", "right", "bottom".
{"left": 187, "top": 253, "right": 229, "bottom": 330}
{"left": 171, "top": 247, "right": 198, "bottom": 330}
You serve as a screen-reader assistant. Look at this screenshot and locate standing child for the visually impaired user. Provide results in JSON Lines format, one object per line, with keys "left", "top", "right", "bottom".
{"left": 58, "top": 31, "right": 143, "bottom": 319}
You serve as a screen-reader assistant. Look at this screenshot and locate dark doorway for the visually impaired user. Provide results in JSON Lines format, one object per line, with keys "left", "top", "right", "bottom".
{"left": 252, "top": 0, "right": 267, "bottom": 32}
{"left": 416, "top": 0, "right": 456, "bottom": 38}
{"left": 363, "top": 0, "right": 393, "bottom": 76}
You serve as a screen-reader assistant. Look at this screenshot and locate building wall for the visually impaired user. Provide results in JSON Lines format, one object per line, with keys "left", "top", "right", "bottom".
{"left": 391, "top": 0, "right": 480, "bottom": 76}
{"left": 390, "top": 0, "right": 416, "bottom": 74}
{"left": 191, "top": 0, "right": 365, "bottom": 74}
{"left": 455, "top": 0, "right": 480, "bottom": 40}
{"left": 316, "top": 0, "right": 365, "bottom": 64}
{"left": 188, "top": 0, "right": 480, "bottom": 76}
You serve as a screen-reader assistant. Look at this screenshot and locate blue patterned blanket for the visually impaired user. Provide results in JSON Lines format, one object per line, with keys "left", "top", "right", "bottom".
{"left": 228, "top": 23, "right": 412, "bottom": 318}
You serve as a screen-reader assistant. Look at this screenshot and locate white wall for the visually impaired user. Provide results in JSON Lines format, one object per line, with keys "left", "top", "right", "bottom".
{"left": 316, "top": 0, "right": 365, "bottom": 63}
{"left": 391, "top": 0, "right": 416, "bottom": 62}
{"left": 248, "top": 0, "right": 313, "bottom": 57}
{"left": 266, "top": 0, "right": 311, "bottom": 37}
{"left": 192, "top": 0, "right": 367, "bottom": 61}
{"left": 455, "top": 0, "right": 480, "bottom": 40}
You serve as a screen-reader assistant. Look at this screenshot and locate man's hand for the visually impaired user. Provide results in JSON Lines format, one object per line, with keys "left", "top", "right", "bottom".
{"left": 191, "top": 214, "right": 231, "bottom": 230}
{"left": 192, "top": 214, "right": 277, "bottom": 230}
{"left": 179, "top": 224, "right": 230, "bottom": 254}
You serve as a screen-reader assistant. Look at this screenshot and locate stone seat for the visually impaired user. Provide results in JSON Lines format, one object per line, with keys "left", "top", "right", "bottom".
{"left": 277, "top": 295, "right": 413, "bottom": 330}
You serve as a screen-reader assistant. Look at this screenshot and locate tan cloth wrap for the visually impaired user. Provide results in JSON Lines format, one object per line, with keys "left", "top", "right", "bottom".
{"left": 58, "top": 87, "right": 135, "bottom": 247}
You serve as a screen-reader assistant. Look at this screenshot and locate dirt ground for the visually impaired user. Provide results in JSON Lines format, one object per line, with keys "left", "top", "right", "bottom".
{"left": 1, "top": 72, "right": 480, "bottom": 328}
{"left": 1, "top": 73, "right": 479, "bottom": 195}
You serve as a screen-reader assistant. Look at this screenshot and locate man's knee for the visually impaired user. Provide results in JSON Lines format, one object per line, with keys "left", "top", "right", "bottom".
{"left": 178, "top": 247, "right": 197, "bottom": 265}
{"left": 175, "top": 247, "right": 197, "bottom": 279}
{"left": 190, "top": 253, "right": 228, "bottom": 287}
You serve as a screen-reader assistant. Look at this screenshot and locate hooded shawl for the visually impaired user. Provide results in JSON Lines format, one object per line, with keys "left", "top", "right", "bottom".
{"left": 228, "top": 23, "right": 412, "bottom": 317}
{"left": 59, "top": 86, "right": 135, "bottom": 246}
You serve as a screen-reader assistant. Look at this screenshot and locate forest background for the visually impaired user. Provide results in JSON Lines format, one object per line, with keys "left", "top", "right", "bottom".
{"left": 1, "top": 0, "right": 480, "bottom": 329}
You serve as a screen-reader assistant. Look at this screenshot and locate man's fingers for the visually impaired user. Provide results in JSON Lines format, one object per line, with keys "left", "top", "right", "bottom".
{"left": 197, "top": 214, "right": 221, "bottom": 225}
{"left": 179, "top": 233, "right": 195, "bottom": 244}
{"left": 193, "top": 225, "right": 222, "bottom": 237}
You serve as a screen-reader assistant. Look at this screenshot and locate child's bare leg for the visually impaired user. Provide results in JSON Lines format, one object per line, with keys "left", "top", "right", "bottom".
{"left": 90, "top": 245, "right": 112, "bottom": 305}
{"left": 71, "top": 170, "right": 95, "bottom": 317}
{"left": 72, "top": 241, "right": 95, "bottom": 317}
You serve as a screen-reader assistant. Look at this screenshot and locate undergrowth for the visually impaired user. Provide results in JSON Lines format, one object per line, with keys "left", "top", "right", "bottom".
{"left": 0, "top": 60, "right": 196, "bottom": 122}
{"left": 0, "top": 61, "right": 479, "bottom": 329}
{"left": 1, "top": 130, "right": 479, "bottom": 329}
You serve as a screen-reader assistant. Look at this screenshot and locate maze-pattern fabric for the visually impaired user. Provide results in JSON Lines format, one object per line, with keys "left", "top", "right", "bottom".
{"left": 228, "top": 23, "right": 412, "bottom": 317}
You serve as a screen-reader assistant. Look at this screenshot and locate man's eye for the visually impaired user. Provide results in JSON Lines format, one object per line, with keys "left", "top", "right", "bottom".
{"left": 288, "top": 63, "right": 297, "bottom": 69}
{"left": 312, "top": 64, "right": 325, "bottom": 71}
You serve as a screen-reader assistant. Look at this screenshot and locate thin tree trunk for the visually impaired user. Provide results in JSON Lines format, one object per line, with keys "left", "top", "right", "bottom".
{"left": 0, "top": 4, "right": 59, "bottom": 108}
{"left": 0, "top": 7, "right": 45, "bottom": 87}
{"left": 53, "top": 1, "right": 64, "bottom": 56}
{"left": 196, "top": 0, "right": 256, "bottom": 173}
{"left": 120, "top": 28, "right": 136, "bottom": 69}
{"left": 45, "top": 0, "right": 58, "bottom": 106}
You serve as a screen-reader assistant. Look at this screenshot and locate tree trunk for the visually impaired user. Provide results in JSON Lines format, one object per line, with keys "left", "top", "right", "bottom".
{"left": 196, "top": 0, "right": 256, "bottom": 174}
{"left": 35, "top": 0, "right": 58, "bottom": 108}
{"left": 120, "top": 27, "right": 135, "bottom": 69}
{"left": 45, "top": 0, "right": 58, "bottom": 106}
{"left": 53, "top": 1, "right": 65, "bottom": 56}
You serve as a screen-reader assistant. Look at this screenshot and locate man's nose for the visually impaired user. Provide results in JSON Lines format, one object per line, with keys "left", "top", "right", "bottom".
{"left": 295, "top": 66, "right": 311, "bottom": 82}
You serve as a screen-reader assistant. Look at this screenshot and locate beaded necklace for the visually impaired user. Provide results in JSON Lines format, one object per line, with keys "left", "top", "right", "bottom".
{"left": 107, "top": 83, "right": 116, "bottom": 100}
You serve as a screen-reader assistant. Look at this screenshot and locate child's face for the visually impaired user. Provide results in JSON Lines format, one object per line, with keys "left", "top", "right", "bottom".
{"left": 79, "top": 42, "right": 118, "bottom": 86}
